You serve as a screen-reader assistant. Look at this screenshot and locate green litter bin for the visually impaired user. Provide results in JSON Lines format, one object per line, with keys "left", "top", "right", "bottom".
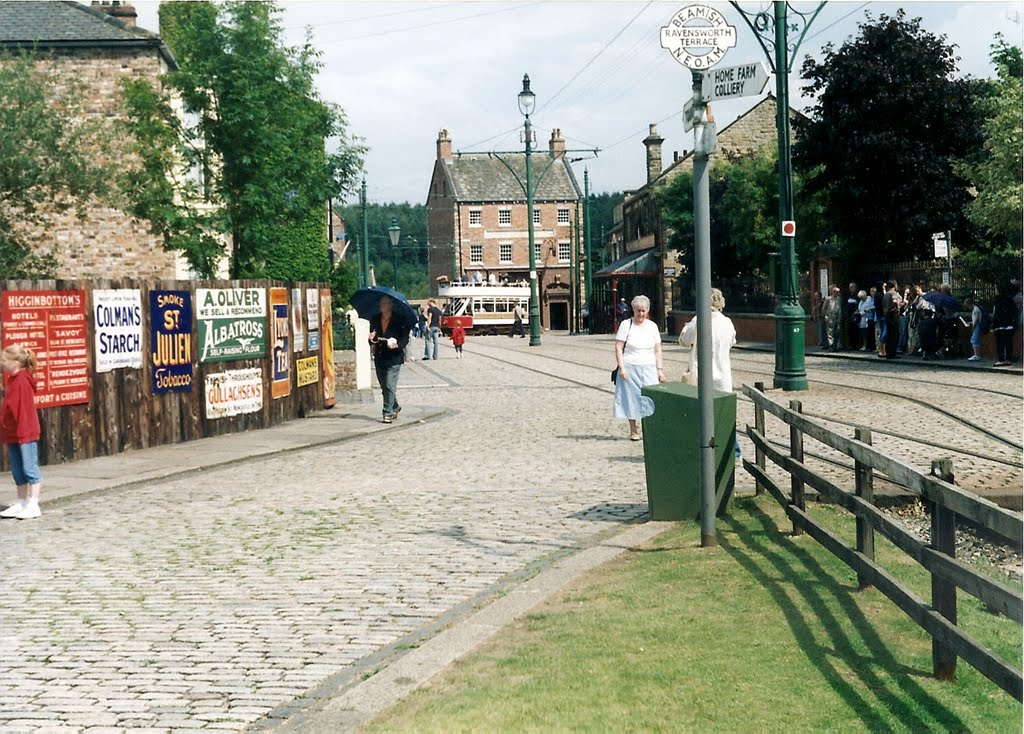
{"left": 640, "top": 382, "right": 737, "bottom": 521}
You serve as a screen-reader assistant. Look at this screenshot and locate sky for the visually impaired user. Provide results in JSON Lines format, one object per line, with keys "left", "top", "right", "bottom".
{"left": 132, "top": 1, "right": 1024, "bottom": 205}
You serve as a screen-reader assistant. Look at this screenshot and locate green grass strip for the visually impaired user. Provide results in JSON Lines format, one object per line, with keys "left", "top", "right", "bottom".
{"left": 366, "top": 495, "right": 1022, "bottom": 733}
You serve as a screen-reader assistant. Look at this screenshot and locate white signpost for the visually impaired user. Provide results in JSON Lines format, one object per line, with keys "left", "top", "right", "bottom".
{"left": 701, "top": 61, "right": 769, "bottom": 102}
{"left": 932, "top": 231, "right": 949, "bottom": 258}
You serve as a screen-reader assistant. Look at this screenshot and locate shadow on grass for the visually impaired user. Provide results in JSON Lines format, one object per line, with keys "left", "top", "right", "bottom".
{"left": 718, "top": 499, "right": 967, "bottom": 732}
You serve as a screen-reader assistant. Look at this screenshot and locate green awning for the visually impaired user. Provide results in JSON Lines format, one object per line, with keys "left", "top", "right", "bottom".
{"left": 594, "top": 249, "right": 659, "bottom": 278}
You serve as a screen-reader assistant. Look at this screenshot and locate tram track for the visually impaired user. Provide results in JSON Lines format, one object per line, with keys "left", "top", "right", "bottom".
{"left": 537, "top": 339, "right": 1023, "bottom": 452}
{"left": 469, "top": 339, "right": 1024, "bottom": 466}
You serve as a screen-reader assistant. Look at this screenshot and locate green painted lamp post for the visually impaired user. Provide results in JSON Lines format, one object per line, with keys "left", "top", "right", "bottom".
{"left": 518, "top": 74, "right": 541, "bottom": 347}
{"left": 360, "top": 176, "right": 370, "bottom": 288}
{"left": 731, "top": 1, "right": 824, "bottom": 391}
{"left": 388, "top": 217, "right": 401, "bottom": 289}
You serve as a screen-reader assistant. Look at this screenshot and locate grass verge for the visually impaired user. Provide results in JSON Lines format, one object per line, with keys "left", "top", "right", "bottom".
{"left": 363, "top": 494, "right": 1022, "bottom": 733}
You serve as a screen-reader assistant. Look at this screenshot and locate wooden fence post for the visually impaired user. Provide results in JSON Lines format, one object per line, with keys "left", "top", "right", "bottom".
{"left": 754, "top": 381, "right": 766, "bottom": 496}
{"left": 855, "top": 427, "right": 874, "bottom": 590}
{"left": 789, "top": 399, "right": 804, "bottom": 536}
{"left": 930, "top": 457, "right": 958, "bottom": 681}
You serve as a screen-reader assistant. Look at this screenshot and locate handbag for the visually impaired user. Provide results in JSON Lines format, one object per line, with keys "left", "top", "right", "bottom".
{"left": 612, "top": 322, "right": 632, "bottom": 384}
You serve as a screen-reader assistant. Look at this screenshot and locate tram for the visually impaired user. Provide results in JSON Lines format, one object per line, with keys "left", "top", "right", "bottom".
{"left": 437, "top": 281, "right": 531, "bottom": 334}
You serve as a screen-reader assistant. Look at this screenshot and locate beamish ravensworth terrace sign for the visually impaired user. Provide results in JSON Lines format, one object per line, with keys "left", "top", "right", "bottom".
{"left": 660, "top": 5, "right": 736, "bottom": 70}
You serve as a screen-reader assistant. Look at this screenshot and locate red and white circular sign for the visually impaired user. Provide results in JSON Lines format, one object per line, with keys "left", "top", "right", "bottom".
{"left": 781, "top": 220, "right": 796, "bottom": 237}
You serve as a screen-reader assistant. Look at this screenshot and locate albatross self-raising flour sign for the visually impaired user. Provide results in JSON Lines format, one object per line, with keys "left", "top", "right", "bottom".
{"left": 196, "top": 288, "right": 267, "bottom": 363}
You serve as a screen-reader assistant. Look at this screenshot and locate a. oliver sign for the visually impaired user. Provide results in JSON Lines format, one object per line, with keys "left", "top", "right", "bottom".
{"left": 660, "top": 5, "right": 736, "bottom": 69}
{"left": 196, "top": 287, "right": 267, "bottom": 363}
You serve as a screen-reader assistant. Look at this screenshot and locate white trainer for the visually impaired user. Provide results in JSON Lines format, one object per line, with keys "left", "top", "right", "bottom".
{"left": 15, "top": 501, "right": 40, "bottom": 520}
{"left": 0, "top": 500, "right": 25, "bottom": 518}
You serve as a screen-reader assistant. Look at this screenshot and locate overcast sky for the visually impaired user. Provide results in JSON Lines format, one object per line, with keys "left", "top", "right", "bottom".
{"left": 132, "top": 1, "right": 1023, "bottom": 205}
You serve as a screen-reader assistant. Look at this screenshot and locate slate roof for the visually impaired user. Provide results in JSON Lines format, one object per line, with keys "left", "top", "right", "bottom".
{"left": 443, "top": 153, "right": 581, "bottom": 203}
{"left": 0, "top": 1, "right": 176, "bottom": 68}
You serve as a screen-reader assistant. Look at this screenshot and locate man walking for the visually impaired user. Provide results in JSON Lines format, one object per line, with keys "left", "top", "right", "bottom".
{"left": 423, "top": 298, "right": 442, "bottom": 359}
{"left": 510, "top": 302, "right": 526, "bottom": 338}
{"left": 825, "top": 286, "right": 843, "bottom": 351}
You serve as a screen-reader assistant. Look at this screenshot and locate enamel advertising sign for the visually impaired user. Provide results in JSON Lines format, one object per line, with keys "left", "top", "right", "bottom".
{"left": 1, "top": 290, "right": 90, "bottom": 407}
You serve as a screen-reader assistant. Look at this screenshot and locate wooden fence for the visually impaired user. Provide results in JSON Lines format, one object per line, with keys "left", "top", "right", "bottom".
{"left": 0, "top": 278, "right": 333, "bottom": 467}
{"left": 742, "top": 382, "right": 1023, "bottom": 702}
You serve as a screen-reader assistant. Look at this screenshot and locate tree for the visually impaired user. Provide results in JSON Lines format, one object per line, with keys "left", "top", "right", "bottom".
{"left": 121, "top": 1, "right": 365, "bottom": 280}
{"left": 957, "top": 35, "right": 1023, "bottom": 252}
{"left": 656, "top": 149, "right": 826, "bottom": 279}
{"left": 793, "top": 11, "right": 981, "bottom": 263}
{"left": 0, "top": 53, "right": 112, "bottom": 278}
{"left": 336, "top": 201, "right": 429, "bottom": 297}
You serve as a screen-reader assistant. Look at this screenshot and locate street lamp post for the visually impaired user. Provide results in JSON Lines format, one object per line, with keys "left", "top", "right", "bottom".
{"left": 731, "top": 1, "right": 822, "bottom": 391}
{"left": 388, "top": 218, "right": 401, "bottom": 289}
{"left": 519, "top": 74, "right": 541, "bottom": 347}
{"left": 360, "top": 177, "right": 370, "bottom": 289}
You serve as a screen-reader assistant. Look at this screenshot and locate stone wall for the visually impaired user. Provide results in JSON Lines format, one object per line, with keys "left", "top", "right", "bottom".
{"left": 13, "top": 47, "right": 179, "bottom": 279}
{"left": 333, "top": 350, "right": 357, "bottom": 391}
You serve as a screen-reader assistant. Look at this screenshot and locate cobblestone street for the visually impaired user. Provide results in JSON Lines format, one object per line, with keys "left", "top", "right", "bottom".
{"left": 0, "top": 334, "right": 1019, "bottom": 731}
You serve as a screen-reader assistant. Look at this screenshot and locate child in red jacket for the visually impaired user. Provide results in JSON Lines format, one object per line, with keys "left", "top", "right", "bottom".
{"left": 0, "top": 345, "right": 43, "bottom": 520}
{"left": 451, "top": 324, "right": 466, "bottom": 359}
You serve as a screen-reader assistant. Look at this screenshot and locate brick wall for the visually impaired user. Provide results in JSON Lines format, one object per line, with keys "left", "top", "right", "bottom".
{"left": 12, "top": 47, "right": 179, "bottom": 279}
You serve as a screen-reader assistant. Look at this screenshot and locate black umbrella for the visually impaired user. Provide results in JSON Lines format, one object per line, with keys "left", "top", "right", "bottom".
{"left": 922, "top": 291, "right": 959, "bottom": 313}
{"left": 349, "top": 286, "right": 417, "bottom": 329}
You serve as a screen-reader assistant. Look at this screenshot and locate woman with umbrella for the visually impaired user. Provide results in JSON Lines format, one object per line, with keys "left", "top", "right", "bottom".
{"left": 368, "top": 294, "right": 410, "bottom": 423}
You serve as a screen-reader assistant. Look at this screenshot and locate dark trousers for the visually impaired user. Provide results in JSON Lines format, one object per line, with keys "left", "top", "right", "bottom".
{"left": 510, "top": 318, "right": 524, "bottom": 337}
{"left": 995, "top": 329, "right": 1015, "bottom": 362}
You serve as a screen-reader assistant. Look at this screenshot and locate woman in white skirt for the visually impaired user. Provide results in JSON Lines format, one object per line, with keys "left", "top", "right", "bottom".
{"left": 613, "top": 294, "right": 666, "bottom": 440}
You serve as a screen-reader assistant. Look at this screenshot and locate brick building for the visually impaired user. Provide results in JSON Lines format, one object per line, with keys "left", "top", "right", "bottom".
{"left": 426, "top": 128, "right": 583, "bottom": 330}
{"left": 595, "top": 95, "right": 800, "bottom": 332}
{"left": 0, "top": 1, "right": 198, "bottom": 279}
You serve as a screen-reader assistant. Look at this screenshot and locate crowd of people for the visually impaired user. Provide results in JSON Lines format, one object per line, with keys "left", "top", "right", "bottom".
{"left": 814, "top": 279, "right": 1022, "bottom": 366}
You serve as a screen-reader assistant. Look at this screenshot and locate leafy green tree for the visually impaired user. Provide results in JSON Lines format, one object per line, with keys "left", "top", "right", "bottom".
{"left": 656, "top": 149, "right": 826, "bottom": 279}
{"left": 336, "top": 201, "right": 429, "bottom": 297}
{"left": 119, "top": 78, "right": 226, "bottom": 277}
{"left": 957, "top": 35, "right": 1023, "bottom": 252}
{"left": 793, "top": 11, "right": 981, "bottom": 262}
{"left": 121, "top": 1, "right": 364, "bottom": 281}
{"left": 0, "top": 53, "right": 112, "bottom": 278}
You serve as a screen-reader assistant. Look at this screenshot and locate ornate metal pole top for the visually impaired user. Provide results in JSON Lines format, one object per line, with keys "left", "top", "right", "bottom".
{"left": 729, "top": 1, "right": 826, "bottom": 73}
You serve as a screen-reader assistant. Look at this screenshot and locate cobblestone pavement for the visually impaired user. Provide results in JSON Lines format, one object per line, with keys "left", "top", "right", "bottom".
{"left": 0, "top": 333, "right": 1019, "bottom": 732}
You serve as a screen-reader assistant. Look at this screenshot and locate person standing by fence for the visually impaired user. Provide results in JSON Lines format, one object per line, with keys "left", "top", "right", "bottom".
{"left": 422, "top": 298, "right": 442, "bottom": 360}
{"left": 0, "top": 345, "right": 43, "bottom": 520}
{"left": 825, "top": 286, "right": 843, "bottom": 351}
{"left": 992, "top": 283, "right": 1017, "bottom": 366}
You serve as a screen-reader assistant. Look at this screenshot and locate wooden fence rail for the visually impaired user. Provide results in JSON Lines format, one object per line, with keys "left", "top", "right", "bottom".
{"left": 742, "top": 383, "right": 1023, "bottom": 702}
{"left": 0, "top": 278, "right": 334, "bottom": 468}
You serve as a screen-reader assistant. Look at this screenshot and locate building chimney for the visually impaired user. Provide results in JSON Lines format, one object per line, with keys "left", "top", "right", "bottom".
{"left": 549, "top": 128, "right": 566, "bottom": 159}
{"left": 642, "top": 123, "right": 665, "bottom": 184}
{"left": 91, "top": 1, "right": 137, "bottom": 27}
{"left": 436, "top": 128, "right": 452, "bottom": 162}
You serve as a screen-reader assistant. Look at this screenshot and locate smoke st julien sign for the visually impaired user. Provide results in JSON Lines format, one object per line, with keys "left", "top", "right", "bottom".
{"left": 660, "top": 5, "right": 737, "bottom": 69}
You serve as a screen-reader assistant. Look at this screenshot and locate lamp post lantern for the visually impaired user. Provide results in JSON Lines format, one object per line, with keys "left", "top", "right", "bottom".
{"left": 519, "top": 74, "right": 541, "bottom": 346}
{"left": 388, "top": 217, "right": 401, "bottom": 289}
